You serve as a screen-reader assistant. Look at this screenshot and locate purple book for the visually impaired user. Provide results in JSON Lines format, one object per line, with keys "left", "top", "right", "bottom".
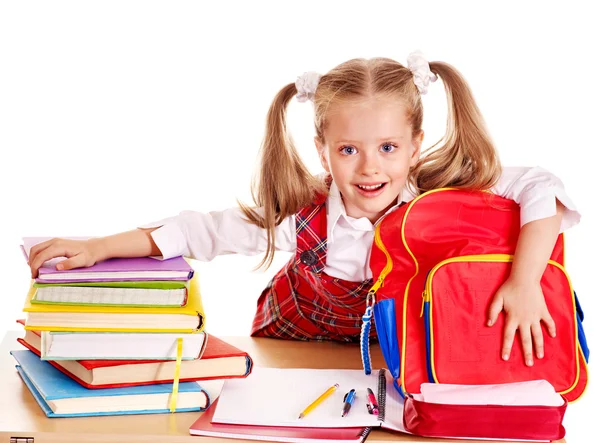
{"left": 22, "top": 237, "right": 194, "bottom": 283}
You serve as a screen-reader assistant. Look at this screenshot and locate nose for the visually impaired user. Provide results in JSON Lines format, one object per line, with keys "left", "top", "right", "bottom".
{"left": 358, "top": 151, "right": 380, "bottom": 176}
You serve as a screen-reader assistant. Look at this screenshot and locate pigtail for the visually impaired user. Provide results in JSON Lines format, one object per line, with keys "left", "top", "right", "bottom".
{"left": 239, "top": 83, "right": 326, "bottom": 270}
{"left": 409, "top": 62, "right": 501, "bottom": 194}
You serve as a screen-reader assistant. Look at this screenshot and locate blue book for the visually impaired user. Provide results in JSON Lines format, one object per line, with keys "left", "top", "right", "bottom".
{"left": 11, "top": 350, "right": 210, "bottom": 417}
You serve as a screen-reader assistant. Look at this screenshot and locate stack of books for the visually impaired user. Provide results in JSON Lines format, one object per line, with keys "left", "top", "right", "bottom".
{"left": 12, "top": 237, "right": 253, "bottom": 418}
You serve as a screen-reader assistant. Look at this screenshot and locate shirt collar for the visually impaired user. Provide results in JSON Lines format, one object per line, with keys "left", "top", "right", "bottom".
{"left": 326, "top": 180, "right": 408, "bottom": 244}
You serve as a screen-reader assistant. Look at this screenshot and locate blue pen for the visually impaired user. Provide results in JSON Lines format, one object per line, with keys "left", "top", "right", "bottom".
{"left": 341, "top": 389, "right": 356, "bottom": 417}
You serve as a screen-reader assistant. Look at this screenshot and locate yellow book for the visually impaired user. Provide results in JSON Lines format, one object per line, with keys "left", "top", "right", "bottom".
{"left": 24, "top": 273, "right": 205, "bottom": 333}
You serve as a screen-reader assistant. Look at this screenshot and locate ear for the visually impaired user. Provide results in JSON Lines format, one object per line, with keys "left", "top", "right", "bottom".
{"left": 410, "top": 130, "right": 424, "bottom": 166}
{"left": 314, "top": 136, "right": 331, "bottom": 173}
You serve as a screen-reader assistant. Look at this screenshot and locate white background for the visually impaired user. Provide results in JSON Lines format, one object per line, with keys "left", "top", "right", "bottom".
{"left": 0, "top": 1, "right": 598, "bottom": 441}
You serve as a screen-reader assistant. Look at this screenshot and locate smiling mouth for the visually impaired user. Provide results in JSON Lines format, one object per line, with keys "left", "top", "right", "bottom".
{"left": 354, "top": 183, "right": 388, "bottom": 198}
{"left": 356, "top": 183, "right": 386, "bottom": 191}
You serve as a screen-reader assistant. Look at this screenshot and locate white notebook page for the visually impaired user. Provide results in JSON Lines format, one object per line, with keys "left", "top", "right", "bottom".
{"left": 212, "top": 367, "right": 405, "bottom": 431}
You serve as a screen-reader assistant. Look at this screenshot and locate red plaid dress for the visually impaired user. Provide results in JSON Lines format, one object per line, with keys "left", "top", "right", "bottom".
{"left": 250, "top": 190, "right": 374, "bottom": 342}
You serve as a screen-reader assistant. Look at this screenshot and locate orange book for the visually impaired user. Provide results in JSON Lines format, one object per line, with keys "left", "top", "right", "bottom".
{"left": 17, "top": 320, "right": 252, "bottom": 389}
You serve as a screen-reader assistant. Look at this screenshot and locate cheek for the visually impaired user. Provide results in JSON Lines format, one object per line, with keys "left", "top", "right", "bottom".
{"left": 384, "top": 161, "right": 412, "bottom": 190}
{"left": 387, "top": 155, "right": 412, "bottom": 176}
{"left": 323, "top": 151, "right": 347, "bottom": 174}
{"left": 321, "top": 147, "right": 344, "bottom": 171}
{"left": 327, "top": 156, "right": 352, "bottom": 179}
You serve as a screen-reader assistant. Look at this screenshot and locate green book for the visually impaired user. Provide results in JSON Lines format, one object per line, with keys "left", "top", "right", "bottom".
{"left": 31, "top": 281, "right": 189, "bottom": 307}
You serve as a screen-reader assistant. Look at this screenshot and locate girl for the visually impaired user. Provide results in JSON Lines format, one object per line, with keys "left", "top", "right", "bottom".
{"left": 28, "top": 52, "right": 579, "bottom": 367}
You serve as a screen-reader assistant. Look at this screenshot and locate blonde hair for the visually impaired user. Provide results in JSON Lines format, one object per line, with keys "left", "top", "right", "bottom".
{"left": 240, "top": 57, "right": 501, "bottom": 270}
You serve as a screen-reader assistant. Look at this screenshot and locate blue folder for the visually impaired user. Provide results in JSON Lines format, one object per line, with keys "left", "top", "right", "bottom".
{"left": 11, "top": 349, "right": 210, "bottom": 417}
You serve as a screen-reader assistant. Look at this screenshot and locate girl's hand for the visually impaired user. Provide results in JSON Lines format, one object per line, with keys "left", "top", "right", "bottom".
{"left": 28, "top": 238, "right": 105, "bottom": 278}
{"left": 487, "top": 277, "right": 556, "bottom": 366}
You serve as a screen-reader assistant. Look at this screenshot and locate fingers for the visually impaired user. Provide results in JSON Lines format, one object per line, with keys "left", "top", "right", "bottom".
{"left": 519, "top": 325, "right": 534, "bottom": 366}
{"left": 501, "top": 321, "right": 517, "bottom": 362}
{"left": 487, "top": 294, "right": 504, "bottom": 327}
{"left": 29, "top": 242, "right": 68, "bottom": 278}
{"left": 531, "top": 323, "right": 544, "bottom": 359}
{"left": 542, "top": 310, "right": 557, "bottom": 338}
{"left": 505, "top": 321, "right": 553, "bottom": 366}
{"left": 493, "top": 283, "right": 555, "bottom": 367}
{"left": 28, "top": 239, "right": 56, "bottom": 276}
{"left": 57, "top": 254, "right": 87, "bottom": 271}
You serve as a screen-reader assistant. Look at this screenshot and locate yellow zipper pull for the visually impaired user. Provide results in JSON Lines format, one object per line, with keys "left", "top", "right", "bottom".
{"left": 420, "top": 290, "right": 426, "bottom": 317}
{"left": 368, "top": 276, "right": 385, "bottom": 295}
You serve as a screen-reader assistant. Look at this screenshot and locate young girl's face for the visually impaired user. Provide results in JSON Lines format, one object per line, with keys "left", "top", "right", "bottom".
{"left": 315, "top": 96, "right": 423, "bottom": 223}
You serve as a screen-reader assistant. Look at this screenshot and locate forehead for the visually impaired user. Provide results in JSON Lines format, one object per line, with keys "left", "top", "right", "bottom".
{"left": 324, "top": 96, "right": 411, "bottom": 143}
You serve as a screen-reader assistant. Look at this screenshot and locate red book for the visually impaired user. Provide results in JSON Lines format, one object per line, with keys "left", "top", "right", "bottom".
{"left": 190, "top": 398, "right": 370, "bottom": 442}
{"left": 16, "top": 320, "right": 252, "bottom": 389}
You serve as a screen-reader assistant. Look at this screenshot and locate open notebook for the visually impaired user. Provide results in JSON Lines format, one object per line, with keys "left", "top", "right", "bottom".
{"left": 212, "top": 367, "right": 406, "bottom": 433}
{"left": 191, "top": 398, "right": 370, "bottom": 443}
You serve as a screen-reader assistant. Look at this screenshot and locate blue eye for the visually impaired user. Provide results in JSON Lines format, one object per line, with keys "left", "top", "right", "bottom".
{"left": 380, "top": 143, "right": 397, "bottom": 153}
{"left": 340, "top": 146, "right": 357, "bottom": 155}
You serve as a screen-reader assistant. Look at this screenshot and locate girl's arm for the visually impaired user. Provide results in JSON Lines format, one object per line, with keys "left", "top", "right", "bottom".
{"left": 28, "top": 229, "right": 161, "bottom": 278}
{"left": 137, "top": 207, "right": 296, "bottom": 261}
{"left": 29, "top": 208, "right": 297, "bottom": 278}
{"left": 487, "top": 201, "right": 564, "bottom": 366}
{"left": 487, "top": 166, "right": 579, "bottom": 366}
{"left": 491, "top": 166, "right": 580, "bottom": 233}
{"left": 94, "top": 229, "right": 162, "bottom": 260}
{"left": 401, "top": 166, "right": 580, "bottom": 233}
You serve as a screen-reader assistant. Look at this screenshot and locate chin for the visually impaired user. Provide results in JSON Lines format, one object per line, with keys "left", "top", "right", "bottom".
{"left": 357, "top": 204, "right": 388, "bottom": 220}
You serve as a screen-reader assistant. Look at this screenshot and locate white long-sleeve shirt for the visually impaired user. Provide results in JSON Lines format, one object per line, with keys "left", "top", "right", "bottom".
{"left": 140, "top": 166, "right": 580, "bottom": 282}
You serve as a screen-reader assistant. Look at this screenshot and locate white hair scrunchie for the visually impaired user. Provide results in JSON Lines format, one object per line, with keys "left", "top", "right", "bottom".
{"left": 406, "top": 51, "right": 438, "bottom": 95}
{"left": 295, "top": 71, "right": 322, "bottom": 103}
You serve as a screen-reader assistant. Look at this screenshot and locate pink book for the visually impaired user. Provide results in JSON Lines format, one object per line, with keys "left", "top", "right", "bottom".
{"left": 190, "top": 398, "right": 370, "bottom": 442}
{"left": 22, "top": 237, "right": 193, "bottom": 283}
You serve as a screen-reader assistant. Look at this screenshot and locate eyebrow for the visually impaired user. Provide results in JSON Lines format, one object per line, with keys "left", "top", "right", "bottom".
{"left": 332, "top": 136, "right": 405, "bottom": 144}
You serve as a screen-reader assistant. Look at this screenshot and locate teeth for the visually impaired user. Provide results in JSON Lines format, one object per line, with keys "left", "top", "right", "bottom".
{"left": 358, "top": 184, "right": 384, "bottom": 190}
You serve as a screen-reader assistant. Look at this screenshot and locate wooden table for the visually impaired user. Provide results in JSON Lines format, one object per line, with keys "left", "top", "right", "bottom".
{"left": 0, "top": 331, "right": 565, "bottom": 443}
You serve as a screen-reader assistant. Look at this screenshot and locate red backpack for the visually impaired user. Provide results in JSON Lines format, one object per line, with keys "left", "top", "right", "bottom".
{"left": 363, "top": 189, "right": 589, "bottom": 402}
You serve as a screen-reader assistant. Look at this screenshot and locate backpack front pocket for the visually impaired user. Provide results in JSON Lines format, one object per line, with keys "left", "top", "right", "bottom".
{"left": 422, "top": 254, "right": 581, "bottom": 395}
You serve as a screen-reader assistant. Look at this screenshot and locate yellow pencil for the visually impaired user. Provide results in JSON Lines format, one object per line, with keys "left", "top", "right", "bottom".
{"left": 298, "top": 383, "right": 340, "bottom": 419}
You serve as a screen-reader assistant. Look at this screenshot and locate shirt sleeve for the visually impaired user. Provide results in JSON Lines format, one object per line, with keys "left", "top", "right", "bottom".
{"left": 491, "top": 166, "right": 580, "bottom": 233}
{"left": 137, "top": 207, "right": 297, "bottom": 260}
